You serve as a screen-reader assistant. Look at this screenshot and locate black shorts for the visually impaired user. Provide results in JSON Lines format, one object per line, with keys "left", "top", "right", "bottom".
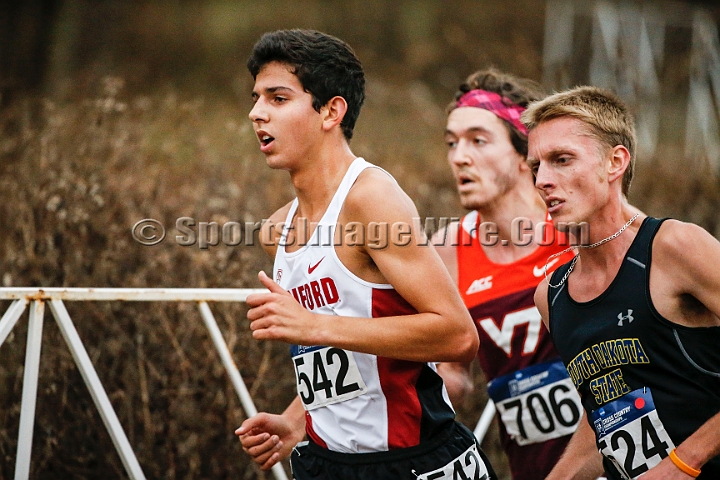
{"left": 289, "top": 422, "right": 497, "bottom": 480}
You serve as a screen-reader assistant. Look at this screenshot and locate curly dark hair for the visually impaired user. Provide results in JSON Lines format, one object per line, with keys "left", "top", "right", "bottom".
{"left": 447, "top": 68, "right": 545, "bottom": 156}
{"left": 247, "top": 29, "right": 365, "bottom": 140}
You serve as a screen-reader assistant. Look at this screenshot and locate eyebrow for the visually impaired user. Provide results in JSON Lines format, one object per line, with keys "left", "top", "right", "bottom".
{"left": 444, "top": 126, "right": 493, "bottom": 136}
{"left": 527, "top": 146, "right": 575, "bottom": 164}
{"left": 545, "top": 147, "right": 574, "bottom": 159}
{"left": 251, "top": 86, "right": 295, "bottom": 98}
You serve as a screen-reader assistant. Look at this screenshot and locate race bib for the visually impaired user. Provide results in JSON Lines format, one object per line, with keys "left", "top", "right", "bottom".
{"left": 592, "top": 387, "right": 674, "bottom": 480}
{"left": 291, "top": 345, "right": 367, "bottom": 410}
{"left": 415, "top": 443, "right": 489, "bottom": 480}
{"left": 487, "top": 360, "right": 582, "bottom": 445}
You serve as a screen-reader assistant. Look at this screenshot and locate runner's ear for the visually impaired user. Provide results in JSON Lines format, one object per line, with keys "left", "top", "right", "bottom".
{"left": 607, "top": 145, "right": 631, "bottom": 186}
{"left": 321, "top": 96, "right": 347, "bottom": 133}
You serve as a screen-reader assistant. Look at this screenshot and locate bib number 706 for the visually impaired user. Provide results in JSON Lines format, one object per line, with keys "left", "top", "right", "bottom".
{"left": 497, "top": 379, "right": 582, "bottom": 445}
{"left": 293, "top": 347, "right": 367, "bottom": 410}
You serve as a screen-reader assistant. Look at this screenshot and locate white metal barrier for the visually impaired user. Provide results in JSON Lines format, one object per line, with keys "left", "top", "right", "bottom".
{"left": 473, "top": 400, "right": 496, "bottom": 445}
{"left": 0, "top": 288, "right": 288, "bottom": 480}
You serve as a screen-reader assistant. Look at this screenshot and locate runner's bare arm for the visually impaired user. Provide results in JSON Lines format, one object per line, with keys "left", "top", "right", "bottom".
{"left": 544, "top": 414, "right": 604, "bottom": 480}
{"left": 639, "top": 221, "right": 720, "bottom": 478}
{"left": 433, "top": 222, "right": 474, "bottom": 405}
{"left": 535, "top": 279, "right": 550, "bottom": 330}
{"left": 432, "top": 223, "right": 459, "bottom": 285}
{"left": 247, "top": 169, "right": 479, "bottom": 363}
{"left": 639, "top": 412, "right": 720, "bottom": 479}
{"left": 652, "top": 220, "right": 720, "bottom": 328}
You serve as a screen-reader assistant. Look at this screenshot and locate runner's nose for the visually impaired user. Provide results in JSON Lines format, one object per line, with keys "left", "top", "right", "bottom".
{"left": 449, "top": 140, "right": 473, "bottom": 166}
{"left": 249, "top": 98, "right": 269, "bottom": 123}
{"left": 534, "top": 162, "right": 554, "bottom": 192}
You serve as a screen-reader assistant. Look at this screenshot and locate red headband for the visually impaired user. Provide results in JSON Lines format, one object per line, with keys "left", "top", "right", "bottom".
{"left": 455, "top": 89, "right": 528, "bottom": 136}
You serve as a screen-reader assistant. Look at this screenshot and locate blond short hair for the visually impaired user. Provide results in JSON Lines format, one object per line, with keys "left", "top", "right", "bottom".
{"left": 522, "top": 86, "right": 636, "bottom": 196}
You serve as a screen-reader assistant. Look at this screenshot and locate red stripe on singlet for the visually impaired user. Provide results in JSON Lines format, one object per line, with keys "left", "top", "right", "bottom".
{"left": 372, "top": 288, "right": 423, "bottom": 449}
{"left": 305, "top": 411, "right": 327, "bottom": 448}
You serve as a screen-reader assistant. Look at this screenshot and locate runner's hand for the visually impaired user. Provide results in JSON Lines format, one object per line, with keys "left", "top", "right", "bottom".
{"left": 247, "top": 271, "right": 317, "bottom": 345}
{"left": 235, "top": 412, "right": 302, "bottom": 470}
{"left": 639, "top": 456, "right": 696, "bottom": 479}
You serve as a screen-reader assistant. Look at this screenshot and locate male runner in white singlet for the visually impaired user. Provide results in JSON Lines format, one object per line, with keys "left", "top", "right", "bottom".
{"left": 235, "top": 30, "right": 496, "bottom": 480}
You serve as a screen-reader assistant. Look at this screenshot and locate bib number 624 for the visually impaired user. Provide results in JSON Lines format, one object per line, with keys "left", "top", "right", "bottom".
{"left": 598, "top": 412, "right": 673, "bottom": 479}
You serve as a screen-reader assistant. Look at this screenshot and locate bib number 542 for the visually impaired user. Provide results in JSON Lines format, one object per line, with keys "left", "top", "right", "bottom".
{"left": 293, "top": 347, "right": 367, "bottom": 410}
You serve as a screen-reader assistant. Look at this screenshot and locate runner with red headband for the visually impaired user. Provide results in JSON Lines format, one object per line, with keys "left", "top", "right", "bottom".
{"left": 433, "top": 68, "right": 583, "bottom": 480}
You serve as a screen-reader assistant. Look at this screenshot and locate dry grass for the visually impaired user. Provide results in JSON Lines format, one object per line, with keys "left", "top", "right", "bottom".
{"left": 0, "top": 80, "right": 299, "bottom": 479}
{"left": 1, "top": 1, "right": 719, "bottom": 479}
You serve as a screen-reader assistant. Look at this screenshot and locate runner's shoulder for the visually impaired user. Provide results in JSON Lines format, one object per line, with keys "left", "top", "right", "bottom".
{"left": 653, "top": 218, "right": 720, "bottom": 295}
{"left": 654, "top": 218, "right": 712, "bottom": 259}
{"left": 342, "top": 166, "right": 416, "bottom": 223}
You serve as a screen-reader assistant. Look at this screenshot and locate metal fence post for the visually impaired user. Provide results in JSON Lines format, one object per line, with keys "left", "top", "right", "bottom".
{"left": 0, "top": 299, "right": 27, "bottom": 348}
{"left": 48, "top": 299, "right": 146, "bottom": 480}
{"left": 473, "top": 400, "right": 496, "bottom": 445}
{"left": 197, "top": 301, "right": 289, "bottom": 480}
{"left": 14, "top": 300, "right": 45, "bottom": 480}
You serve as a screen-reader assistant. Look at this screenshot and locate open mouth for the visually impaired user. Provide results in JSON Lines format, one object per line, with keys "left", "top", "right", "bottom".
{"left": 546, "top": 198, "right": 564, "bottom": 213}
{"left": 457, "top": 174, "right": 475, "bottom": 186}
{"left": 260, "top": 134, "right": 275, "bottom": 147}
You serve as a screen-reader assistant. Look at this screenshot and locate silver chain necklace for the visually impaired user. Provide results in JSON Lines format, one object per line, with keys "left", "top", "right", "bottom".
{"left": 544, "top": 213, "right": 641, "bottom": 288}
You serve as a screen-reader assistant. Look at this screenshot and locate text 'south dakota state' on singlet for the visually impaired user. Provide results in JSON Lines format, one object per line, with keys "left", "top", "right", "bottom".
{"left": 549, "top": 217, "right": 720, "bottom": 480}
{"left": 274, "top": 158, "right": 456, "bottom": 454}
{"left": 456, "top": 211, "right": 579, "bottom": 480}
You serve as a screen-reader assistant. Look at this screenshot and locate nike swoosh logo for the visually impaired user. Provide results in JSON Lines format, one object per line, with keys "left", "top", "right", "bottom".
{"left": 308, "top": 257, "right": 325, "bottom": 275}
{"left": 534, "top": 258, "right": 560, "bottom": 277}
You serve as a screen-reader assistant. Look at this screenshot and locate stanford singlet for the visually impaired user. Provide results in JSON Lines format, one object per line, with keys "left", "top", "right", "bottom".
{"left": 456, "top": 211, "right": 580, "bottom": 480}
{"left": 275, "top": 158, "right": 456, "bottom": 454}
{"left": 549, "top": 217, "right": 720, "bottom": 479}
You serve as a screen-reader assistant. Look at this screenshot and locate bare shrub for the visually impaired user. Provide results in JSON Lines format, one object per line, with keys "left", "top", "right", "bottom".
{"left": 0, "top": 81, "right": 297, "bottom": 479}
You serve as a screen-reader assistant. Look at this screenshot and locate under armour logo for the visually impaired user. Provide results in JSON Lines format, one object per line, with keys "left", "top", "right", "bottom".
{"left": 617, "top": 309, "right": 634, "bottom": 327}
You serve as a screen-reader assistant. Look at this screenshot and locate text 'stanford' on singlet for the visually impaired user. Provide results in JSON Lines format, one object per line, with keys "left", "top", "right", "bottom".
{"left": 457, "top": 211, "right": 579, "bottom": 480}
{"left": 274, "top": 158, "right": 455, "bottom": 454}
{"left": 548, "top": 217, "right": 720, "bottom": 479}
